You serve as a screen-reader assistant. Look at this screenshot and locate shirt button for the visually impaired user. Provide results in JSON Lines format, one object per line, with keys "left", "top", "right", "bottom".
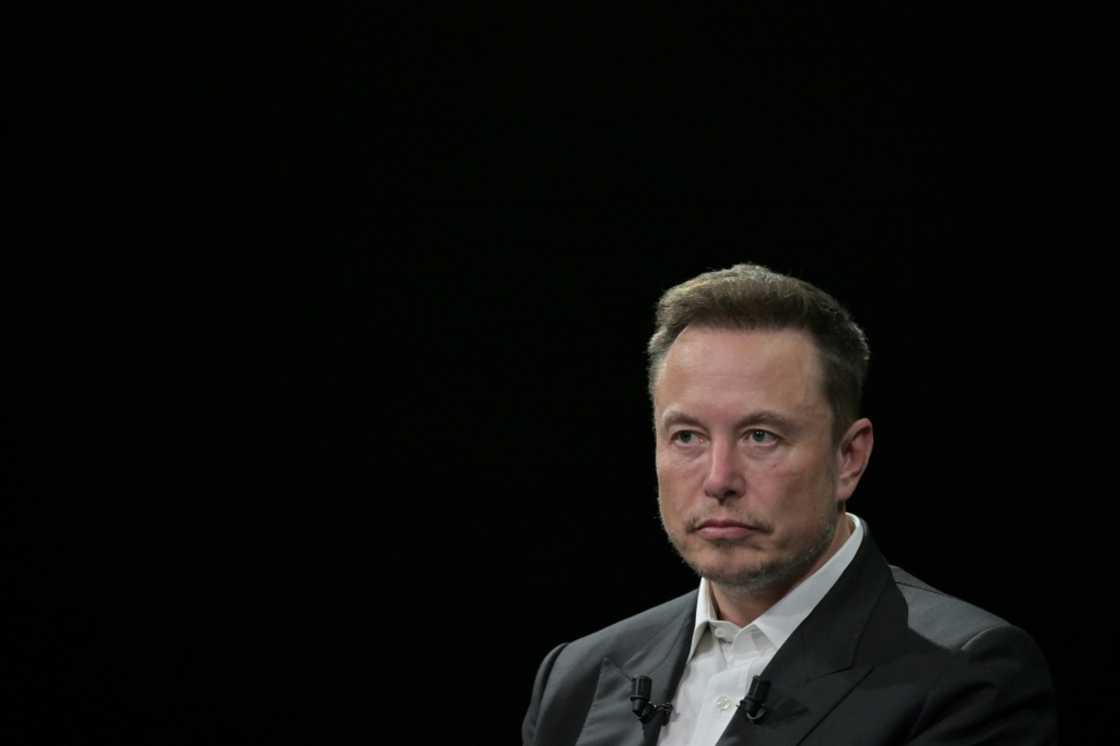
{"left": 716, "top": 695, "right": 733, "bottom": 711}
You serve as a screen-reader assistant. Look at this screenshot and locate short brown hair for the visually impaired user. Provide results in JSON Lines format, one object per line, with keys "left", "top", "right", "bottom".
{"left": 647, "top": 263, "right": 870, "bottom": 443}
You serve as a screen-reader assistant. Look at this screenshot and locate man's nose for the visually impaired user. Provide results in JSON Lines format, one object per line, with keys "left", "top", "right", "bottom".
{"left": 703, "top": 440, "right": 745, "bottom": 502}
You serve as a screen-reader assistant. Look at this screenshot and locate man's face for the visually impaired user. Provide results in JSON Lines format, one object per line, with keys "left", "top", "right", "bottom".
{"left": 654, "top": 326, "right": 856, "bottom": 595}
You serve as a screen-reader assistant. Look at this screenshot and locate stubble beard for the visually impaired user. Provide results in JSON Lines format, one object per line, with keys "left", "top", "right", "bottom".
{"left": 664, "top": 505, "right": 841, "bottom": 597}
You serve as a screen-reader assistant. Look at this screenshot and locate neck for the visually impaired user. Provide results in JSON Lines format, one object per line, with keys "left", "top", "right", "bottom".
{"left": 710, "top": 513, "right": 853, "bottom": 627}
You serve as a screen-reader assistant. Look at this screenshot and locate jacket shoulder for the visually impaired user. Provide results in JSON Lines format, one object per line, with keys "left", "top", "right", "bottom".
{"left": 890, "top": 565, "right": 1014, "bottom": 649}
{"left": 522, "top": 591, "right": 697, "bottom": 745}
{"left": 560, "top": 590, "right": 696, "bottom": 664}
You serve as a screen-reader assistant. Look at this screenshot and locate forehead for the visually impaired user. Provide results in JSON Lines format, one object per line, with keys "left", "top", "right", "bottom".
{"left": 654, "top": 326, "right": 828, "bottom": 417}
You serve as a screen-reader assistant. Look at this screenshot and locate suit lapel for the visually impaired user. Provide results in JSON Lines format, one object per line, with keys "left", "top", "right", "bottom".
{"left": 576, "top": 595, "right": 695, "bottom": 746}
{"left": 714, "top": 665, "right": 875, "bottom": 746}
{"left": 716, "top": 527, "right": 892, "bottom": 746}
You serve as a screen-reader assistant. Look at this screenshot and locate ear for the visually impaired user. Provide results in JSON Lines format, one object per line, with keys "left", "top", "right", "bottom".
{"left": 835, "top": 418, "right": 874, "bottom": 502}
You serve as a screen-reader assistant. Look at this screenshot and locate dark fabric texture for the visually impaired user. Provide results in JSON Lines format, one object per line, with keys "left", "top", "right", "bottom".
{"left": 522, "top": 528, "right": 1057, "bottom": 746}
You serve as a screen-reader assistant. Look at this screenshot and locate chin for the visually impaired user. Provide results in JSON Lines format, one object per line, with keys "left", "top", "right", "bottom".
{"left": 697, "top": 540, "right": 825, "bottom": 593}
{"left": 702, "top": 561, "right": 780, "bottom": 591}
{"left": 691, "top": 547, "right": 772, "bottom": 586}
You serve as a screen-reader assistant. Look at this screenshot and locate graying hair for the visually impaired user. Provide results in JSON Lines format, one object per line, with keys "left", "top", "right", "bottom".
{"left": 646, "top": 263, "right": 870, "bottom": 443}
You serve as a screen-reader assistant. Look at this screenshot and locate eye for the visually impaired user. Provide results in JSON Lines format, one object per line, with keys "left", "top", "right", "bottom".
{"left": 671, "top": 430, "right": 701, "bottom": 446}
{"left": 747, "top": 429, "right": 778, "bottom": 445}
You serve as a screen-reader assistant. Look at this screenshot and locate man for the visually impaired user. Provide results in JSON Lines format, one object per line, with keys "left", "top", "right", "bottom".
{"left": 522, "top": 264, "right": 1056, "bottom": 745}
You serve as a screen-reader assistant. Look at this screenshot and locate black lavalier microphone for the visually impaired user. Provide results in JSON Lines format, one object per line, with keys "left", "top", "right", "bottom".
{"left": 630, "top": 676, "right": 674, "bottom": 726}
{"left": 739, "top": 675, "right": 771, "bottom": 722}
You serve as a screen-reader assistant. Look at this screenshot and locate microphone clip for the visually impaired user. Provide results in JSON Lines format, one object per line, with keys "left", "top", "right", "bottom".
{"left": 739, "top": 675, "right": 770, "bottom": 723}
{"left": 630, "top": 675, "right": 673, "bottom": 726}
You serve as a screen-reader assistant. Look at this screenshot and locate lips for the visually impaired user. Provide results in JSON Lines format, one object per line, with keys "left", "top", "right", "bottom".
{"left": 694, "top": 519, "right": 763, "bottom": 540}
{"left": 696, "top": 519, "right": 760, "bottom": 531}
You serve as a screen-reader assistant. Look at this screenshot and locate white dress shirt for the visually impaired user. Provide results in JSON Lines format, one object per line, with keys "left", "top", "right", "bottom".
{"left": 657, "top": 514, "right": 865, "bottom": 746}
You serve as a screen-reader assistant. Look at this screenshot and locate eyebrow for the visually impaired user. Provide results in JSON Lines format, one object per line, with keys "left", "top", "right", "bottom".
{"left": 660, "top": 409, "right": 802, "bottom": 435}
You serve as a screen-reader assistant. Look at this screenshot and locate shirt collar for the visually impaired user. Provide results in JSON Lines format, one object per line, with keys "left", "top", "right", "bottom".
{"left": 685, "top": 513, "right": 865, "bottom": 662}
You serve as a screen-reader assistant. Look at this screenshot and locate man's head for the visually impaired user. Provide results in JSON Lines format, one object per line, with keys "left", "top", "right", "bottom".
{"left": 648, "top": 264, "right": 874, "bottom": 611}
{"left": 647, "top": 263, "right": 869, "bottom": 445}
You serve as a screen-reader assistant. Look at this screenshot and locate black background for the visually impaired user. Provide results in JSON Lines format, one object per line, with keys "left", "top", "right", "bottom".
{"left": 5, "top": 3, "right": 1114, "bottom": 744}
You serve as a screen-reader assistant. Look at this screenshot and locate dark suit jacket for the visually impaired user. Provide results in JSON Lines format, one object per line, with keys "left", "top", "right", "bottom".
{"left": 523, "top": 530, "right": 1057, "bottom": 745}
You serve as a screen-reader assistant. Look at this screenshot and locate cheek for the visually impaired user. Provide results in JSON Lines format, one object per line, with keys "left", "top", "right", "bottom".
{"left": 656, "top": 471, "right": 684, "bottom": 509}
{"left": 657, "top": 462, "right": 699, "bottom": 506}
{"left": 656, "top": 465, "right": 693, "bottom": 522}
{"left": 655, "top": 450, "right": 680, "bottom": 489}
{"left": 774, "top": 462, "right": 835, "bottom": 521}
{"left": 756, "top": 462, "right": 820, "bottom": 512}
